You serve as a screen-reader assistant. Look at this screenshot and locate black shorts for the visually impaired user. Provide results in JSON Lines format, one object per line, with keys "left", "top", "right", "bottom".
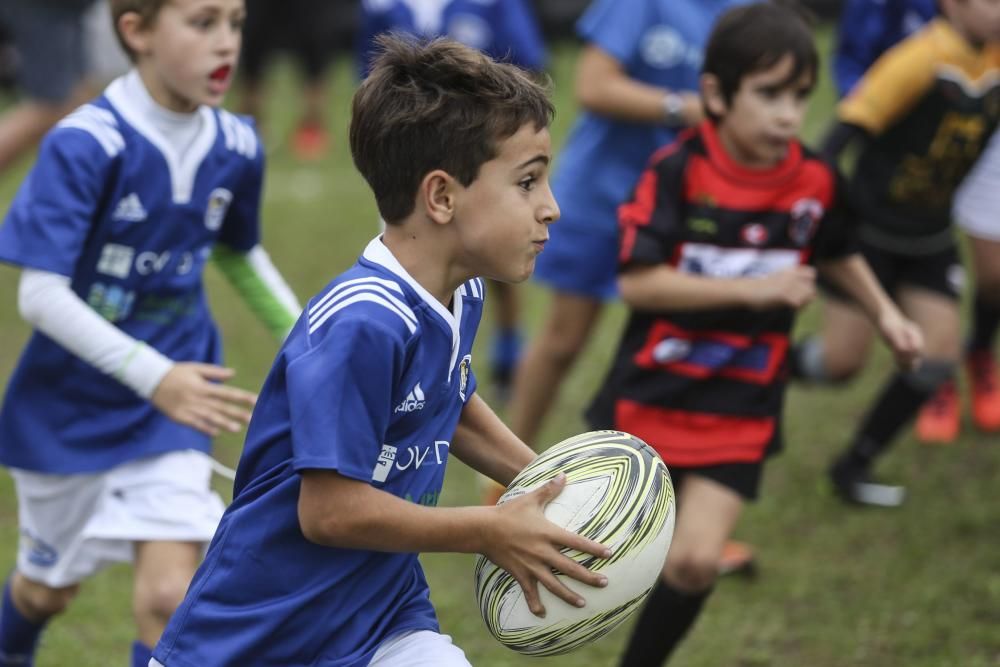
{"left": 666, "top": 462, "right": 763, "bottom": 501}
{"left": 821, "top": 238, "right": 963, "bottom": 303}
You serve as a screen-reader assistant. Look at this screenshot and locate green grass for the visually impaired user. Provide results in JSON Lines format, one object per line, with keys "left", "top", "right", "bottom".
{"left": 0, "top": 31, "right": 998, "bottom": 666}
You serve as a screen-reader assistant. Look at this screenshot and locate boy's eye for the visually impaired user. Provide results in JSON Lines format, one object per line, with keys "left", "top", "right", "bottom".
{"left": 231, "top": 14, "right": 246, "bottom": 31}
{"left": 191, "top": 15, "right": 216, "bottom": 30}
{"left": 519, "top": 176, "right": 537, "bottom": 191}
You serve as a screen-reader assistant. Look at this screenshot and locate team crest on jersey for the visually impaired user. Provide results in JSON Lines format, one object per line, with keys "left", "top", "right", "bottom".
{"left": 20, "top": 529, "right": 58, "bottom": 567}
{"left": 204, "top": 188, "right": 233, "bottom": 231}
{"left": 458, "top": 354, "right": 472, "bottom": 401}
{"left": 740, "top": 223, "right": 769, "bottom": 246}
{"left": 789, "top": 198, "right": 824, "bottom": 246}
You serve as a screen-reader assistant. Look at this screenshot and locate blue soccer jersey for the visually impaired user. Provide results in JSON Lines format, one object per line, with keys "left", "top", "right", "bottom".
{"left": 0, "top": 72, "right": 264, "bottom": 473}
{"left": 834, "top": 0, "right": 936, "bottom": 97}
{"left": 551, "top": 0, "right": 748, "bottom": 233}
{"left": 153, "top": 237, "right": 484, "bottom": 667}
{"left": 357, "top": 0, "right": 546, "bottom": 77}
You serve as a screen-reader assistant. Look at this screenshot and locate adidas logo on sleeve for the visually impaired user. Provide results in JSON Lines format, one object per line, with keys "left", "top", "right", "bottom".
{"left": 394, "top": 383, "right": 426, "bottom": 414}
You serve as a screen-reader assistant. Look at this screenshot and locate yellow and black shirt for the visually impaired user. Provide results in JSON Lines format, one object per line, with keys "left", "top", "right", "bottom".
{"left": 840, "top": 18, "right": 1000, "bottom": 248}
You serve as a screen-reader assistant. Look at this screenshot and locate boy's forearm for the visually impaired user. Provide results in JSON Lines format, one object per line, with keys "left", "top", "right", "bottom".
{"left": 618, "top": 265, "right": 755, "bottom": 311}
{"left": 451, "top": 393, "right": 535, "bottom": 486}
{"left": 818, "top": 254, "right": 896, "bottom": 322}
{"left": 298, "top": 469, "right": 493, "bottom": 554}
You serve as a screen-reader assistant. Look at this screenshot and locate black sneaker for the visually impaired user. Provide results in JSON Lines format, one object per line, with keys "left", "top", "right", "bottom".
{"left": 829, "top": 459, "right": 906, "bottom": 508}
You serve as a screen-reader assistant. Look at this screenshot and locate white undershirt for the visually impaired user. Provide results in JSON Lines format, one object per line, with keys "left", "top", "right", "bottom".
{"left": 122, "top": 69, "right": 204, "bottom": 159}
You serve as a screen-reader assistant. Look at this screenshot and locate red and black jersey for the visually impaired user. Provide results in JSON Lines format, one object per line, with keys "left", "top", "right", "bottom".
{"left": 587, "top": 120, "right": 855, "bottom": 467}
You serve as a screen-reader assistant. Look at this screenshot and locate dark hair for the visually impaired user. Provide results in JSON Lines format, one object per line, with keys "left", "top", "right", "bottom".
{"left": 702, "top": 1, "right": 818, "bottom": 118}
{"left": 109, "top": 0, "right": 170, "bottom": 61}
{"left": 350, "top": 33, "right": 554, "bottom": 223}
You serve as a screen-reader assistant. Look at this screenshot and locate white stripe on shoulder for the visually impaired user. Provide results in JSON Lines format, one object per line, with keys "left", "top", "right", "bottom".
{"left": 309, "top": 292, "right": 418, "bottom": 336}
{"left": 309, "top": 276, "right": 404, "bottom": 317}
{"left": 57, "top": 104, "right": 125, "bottom": 157}
{"left": 218, "top": 110, "right": 258, "bottom": 159}
{"left": 477, "top": 278, "right": 485, "bottom": 299}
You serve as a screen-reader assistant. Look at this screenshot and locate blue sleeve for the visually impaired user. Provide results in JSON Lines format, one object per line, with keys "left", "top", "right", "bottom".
{"left": 576, "top": 0, "right": 651, "bottom": 66}
{"left": 217, "top": 125, "right": 264, "bottom": 252}
{"left": 286, "top": 317, "right": 405, "bottom": 481}
{"left": 494, "top": 0, "right": 547, "bottom": 71}
{"left": 0, "top": 128, "right": 111, "bottom": 276}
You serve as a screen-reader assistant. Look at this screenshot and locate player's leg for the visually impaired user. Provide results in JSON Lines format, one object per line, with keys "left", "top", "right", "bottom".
{"left": 290, "top": 0, "right": 332, "bottom": 161}
{"left": 0, "top": 2, "right": 89, "bottom": 172}
{"left": 507, "top": 290, "right": 604, "bottom": 445}
{"left": 964, "top": 236, "right": 1000, "bottom": 431}
{"left": 104, "top": 450, "right": 223, "bottom": 666}
{"left": 619, "top": 473, "right": 745, "bottom": 666}
{"left": 236, "top": 0, "right": 274, "bottom": 126}
{"left": 131, "top": 541, "right": 202, "bottom": 666}
{"left": 369, "top": 629, "right": 471, "bottom": 666}
{"left": 831, "top": 285, "right": 960, "bottom": 505}
{"left": 954, "top": 129, "right": 1000, "bottom": 431}
{"left": 507, "top": 221, "right": 618, "bottom": 451}
{"left": 0, "top": 469, "right": 109, "bottom": 665}
{"left": 794, "top": 296, "right": 875, "bottom": 382}
{"left": 0, "top": 573, "right": 79, "bottom": 665}
{"left": 486, "top": 280, "right": 523, "bottom": 402}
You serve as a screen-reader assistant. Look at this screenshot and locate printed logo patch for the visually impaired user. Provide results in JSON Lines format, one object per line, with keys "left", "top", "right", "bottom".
{"left": 789, "top": 198, "right": 824, "bottom": 246}
{"left": 458, "top": 354, "right": 472, "bottom": 402}
{"left": 96, "top": 243, "right": 134, "bottom": 279}
{"left": 204, "top": 188, "right": 233, "bottom": 231}
{"left": 740, "top": 223, "right": 769, "bottom": 246}
{"left": 372, "top": 444, "right": 398, "bottom": 483}
{"left": 394, "top": 383, "right": 426, "bottom": 414}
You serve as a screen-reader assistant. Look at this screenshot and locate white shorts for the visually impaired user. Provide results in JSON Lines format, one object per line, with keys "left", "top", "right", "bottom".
{"left": 148, "top": 630, "right": 470, "bottom": 667}
{"left": 12, "top": 449, "right": 225, "bottom": 588}
{"left": 955, "top": 129, "right": 1000, "bottom": 242}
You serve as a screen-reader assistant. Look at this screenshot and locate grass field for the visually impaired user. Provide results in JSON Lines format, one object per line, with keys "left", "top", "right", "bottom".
{"left": 0, "top": 30, "right": 999, "bottom": 667}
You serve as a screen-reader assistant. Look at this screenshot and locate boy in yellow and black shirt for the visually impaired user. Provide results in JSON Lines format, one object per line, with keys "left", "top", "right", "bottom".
{"left": 795, "top": 0, "right": 1000, "bottom": 506}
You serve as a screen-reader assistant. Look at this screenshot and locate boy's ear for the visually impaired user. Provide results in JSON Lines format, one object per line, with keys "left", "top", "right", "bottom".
{"left": 700, "top": 73, "right": 728, "bottom": 118}
{"left": 117, "top": 11, "right": 151, "bottom": 56}
{"left": 420, "top": 170, "right": 457, "bottom": 225}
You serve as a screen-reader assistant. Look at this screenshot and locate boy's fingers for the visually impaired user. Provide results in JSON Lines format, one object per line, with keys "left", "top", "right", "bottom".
{"left": 192, "top": 404, "right": 243, "bottom": 434}
{"left": 194, "top": 364, "right": 236, "bottom": 380}
{"left": 205, "top": 398, "right": 253, "bottom": 425}
{"left": 536, "top": 568, "right": 585, "bottom": 610}
{"left": 560, "top": 530, "right": 613, "bottom": 559}
{"left": 554, "top": 554, "right": 608, "bottom": 588}
{"left": 533, "top": 473, "right": 567, "bottom": 504}
{"left": 514, "top": 574, "right": 545, "bottom": 618}
{"left": 207, "top": 383, "right": 258, "bottom": 407}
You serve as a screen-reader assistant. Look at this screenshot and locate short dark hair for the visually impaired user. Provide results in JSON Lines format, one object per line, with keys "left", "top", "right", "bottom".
{"left": 350, "top": 34, "right": 554, "bottom": 223}
{"left": 702, "top": 2, "right": 818, "bottom": 117}
{"left": 109, "top": 0, "right": 170, "bottom": 61}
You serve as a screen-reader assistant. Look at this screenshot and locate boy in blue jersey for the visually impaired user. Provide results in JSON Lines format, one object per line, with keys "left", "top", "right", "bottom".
{"left": 0, "top": 1, "right": 301, "bottom": 665}
{"left": 357, "top": 0, "right": 548, "bottom": 403}
{"left": 151, "top": 35, "right": 613, "bottom": 667}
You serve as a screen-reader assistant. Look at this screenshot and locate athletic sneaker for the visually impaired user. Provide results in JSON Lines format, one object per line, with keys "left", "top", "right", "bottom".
{"left": 915, "top": 379, "right": 960, "bottom": 445}
{"left": 291, "top": 121, "right": 329, "bottom": 162}
{"left": 829, "top": 459, "right": 906, "bottom": 508}
{"left": 718, "top": 540, "right": 756, "bottom": 577}
{"left": 968, "top": 350, "right": 1000, "bottom": 432}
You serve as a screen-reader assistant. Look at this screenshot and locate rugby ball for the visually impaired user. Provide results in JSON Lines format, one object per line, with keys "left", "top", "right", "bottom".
{"left": 474, "top": 430, "right": 675, "bottom": 656}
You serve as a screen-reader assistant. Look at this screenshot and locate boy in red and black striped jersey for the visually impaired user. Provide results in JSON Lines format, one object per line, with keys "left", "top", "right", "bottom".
{"left": 586, "top": 4, "right": 924, "bottom": 665}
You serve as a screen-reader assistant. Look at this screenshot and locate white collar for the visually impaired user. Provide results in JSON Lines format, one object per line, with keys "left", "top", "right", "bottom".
{"left": 105, "top": 70, "right": 218, "bottom": 204}
{"left": 362, "top": 236, "right": 465, "bottom": 379}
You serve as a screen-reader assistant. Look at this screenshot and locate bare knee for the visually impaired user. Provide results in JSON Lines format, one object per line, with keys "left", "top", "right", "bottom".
{"left": 13, "top": 575, "right": 79, "bottom": 621}
{"left": 663, "top": 550, "right": 718, "bottom": 593}
{"left": 134, "top": 573, "right": 190, "bottom": 623}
